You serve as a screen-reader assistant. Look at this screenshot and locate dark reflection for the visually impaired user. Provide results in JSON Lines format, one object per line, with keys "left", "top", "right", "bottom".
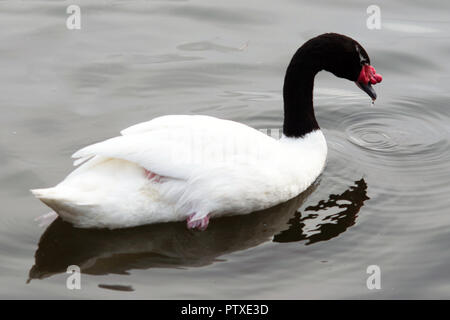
{"left": 98, "top": 284, "right": 134, "bottom": 292}
{"left": 274, "top": 179, "right": 369, "bottom": 245}
{"left": 29, "top": 179, "right": 369, "bottom": 281}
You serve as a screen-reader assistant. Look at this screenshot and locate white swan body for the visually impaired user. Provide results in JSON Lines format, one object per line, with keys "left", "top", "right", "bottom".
{"left": 32, "top": 115, "right": 327, "bottom": 229}
{"left": 31, "top": 33, "right": 382, "bottom": 230}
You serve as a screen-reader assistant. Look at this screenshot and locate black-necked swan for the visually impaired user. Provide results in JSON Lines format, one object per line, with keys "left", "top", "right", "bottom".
{"left": 31, "top": 33, "right": 382, "bottom": 231}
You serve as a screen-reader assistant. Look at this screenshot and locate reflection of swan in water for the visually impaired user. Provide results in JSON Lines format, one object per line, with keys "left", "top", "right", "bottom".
{"left": 275, "top": 179, "right": 369, "bottom": 245}
{"left": 29, "top": 179, "right": 368, "bottom": 281}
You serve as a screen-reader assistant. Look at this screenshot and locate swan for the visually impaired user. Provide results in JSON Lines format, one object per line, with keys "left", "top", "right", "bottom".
{"left": 31, "top": 33, "right": 382, "bottom": 230}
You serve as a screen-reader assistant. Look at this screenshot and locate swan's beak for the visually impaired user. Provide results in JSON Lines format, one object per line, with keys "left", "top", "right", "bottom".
{"left": 355, "top": 81, "right": 377, "bottom": 101}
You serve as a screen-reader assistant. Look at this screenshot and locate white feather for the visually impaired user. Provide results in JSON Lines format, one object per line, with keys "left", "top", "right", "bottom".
{"left": 31, "top": 115, "right": 327, "bottom": 229}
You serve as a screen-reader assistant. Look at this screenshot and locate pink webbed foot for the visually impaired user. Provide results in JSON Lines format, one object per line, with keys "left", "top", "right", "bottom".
{"left": 187, "top": 213, "right": 210, "bottom": 231}
{"left": 144, "top": 169, "right": 162, "bottom": 182}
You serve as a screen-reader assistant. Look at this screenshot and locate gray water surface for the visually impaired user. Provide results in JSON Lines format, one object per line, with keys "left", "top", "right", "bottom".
{"left": 1, "top": 0, "right": 449, "bottom": 299}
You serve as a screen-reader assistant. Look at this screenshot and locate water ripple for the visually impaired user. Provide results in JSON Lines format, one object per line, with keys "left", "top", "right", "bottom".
{"left": 342, "top": 101, "right": 450, "bottom": 170}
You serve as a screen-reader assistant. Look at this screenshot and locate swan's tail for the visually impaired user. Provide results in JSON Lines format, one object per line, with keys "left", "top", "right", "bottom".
{"left": 30, "top": 187, "right": 93, "bottom": 226}
{"left": 31, "top": 187, "right": 64, "bottom": 201}
{"left": 31, "top": 187, "right": 71, "bottom": 210}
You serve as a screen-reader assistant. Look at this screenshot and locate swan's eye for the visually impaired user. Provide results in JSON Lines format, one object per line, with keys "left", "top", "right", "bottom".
{"left": 355, "top": 44, "right": 369, "bottom": 66}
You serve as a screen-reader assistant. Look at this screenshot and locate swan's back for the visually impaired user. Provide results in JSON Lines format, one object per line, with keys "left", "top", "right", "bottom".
{"left": 32, "top": 115, "right": 327, "bottom": 229}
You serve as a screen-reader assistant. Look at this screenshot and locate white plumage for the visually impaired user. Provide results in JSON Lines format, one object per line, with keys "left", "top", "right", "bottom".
{"left": 31, "top": 115, "right": 327, "bottom": 229}
{"left": 30, "top": 33, "right": 382, "bottom": 230}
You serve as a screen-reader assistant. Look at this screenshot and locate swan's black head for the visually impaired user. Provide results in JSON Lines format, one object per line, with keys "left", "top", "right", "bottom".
{"left": 283, "top": 33, "right": 382, "bottom": 137}
{"left": 289, "top": 33, "right": 382, "bottom": 100}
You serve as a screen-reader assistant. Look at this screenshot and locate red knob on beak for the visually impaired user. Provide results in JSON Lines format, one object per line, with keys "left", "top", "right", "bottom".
{"left": 356, "top": 65, "right": 382, "bottom": 101}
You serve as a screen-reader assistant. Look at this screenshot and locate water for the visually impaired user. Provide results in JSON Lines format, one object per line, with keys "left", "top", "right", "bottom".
{"left": 1, "top": 0, "right": 449, "bottom": 299}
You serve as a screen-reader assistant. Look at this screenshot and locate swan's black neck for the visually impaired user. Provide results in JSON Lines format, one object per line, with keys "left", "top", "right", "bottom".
{"left": 281, "top": 33, "right": 373, "bottom": 137}
{"left": 282, "top": 51, "right": 321, "bottom": 138}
